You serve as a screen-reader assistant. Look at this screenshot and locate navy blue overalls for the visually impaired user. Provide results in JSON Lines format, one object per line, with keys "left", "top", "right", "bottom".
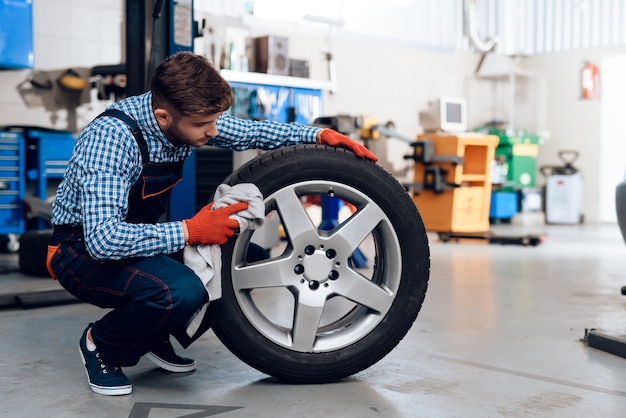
{"left": 47, "top": 110, "right": 207, "bottom": 367}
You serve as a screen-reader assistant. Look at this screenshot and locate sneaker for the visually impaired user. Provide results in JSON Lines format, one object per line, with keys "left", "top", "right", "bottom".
{"left": 78, "top": 325, "right": 132, "bottom": 396}
{"left": 145, "top": 337, "right": 197, "bottom": 373}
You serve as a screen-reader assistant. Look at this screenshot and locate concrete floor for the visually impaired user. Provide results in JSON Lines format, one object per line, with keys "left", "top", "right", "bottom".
{"left": 2, "top": 218, "right": 626, "bottom": 417}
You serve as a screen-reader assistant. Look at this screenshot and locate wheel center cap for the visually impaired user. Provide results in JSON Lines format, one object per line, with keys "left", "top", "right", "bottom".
{"left": 302, "top": 252, "right": 332, "bottom": 282}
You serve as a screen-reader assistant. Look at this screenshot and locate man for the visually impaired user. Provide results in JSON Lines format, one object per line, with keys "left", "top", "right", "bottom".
{"left": 46, "top": 51, "right": 376, "bottom": 396}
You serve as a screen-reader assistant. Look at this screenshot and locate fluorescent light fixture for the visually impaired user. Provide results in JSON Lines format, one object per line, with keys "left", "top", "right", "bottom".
{"left": 252, "top": 0, "right": 342, "bottom": 24}
{"left": 253, "top": 0, "right": 306, "bottom": 22}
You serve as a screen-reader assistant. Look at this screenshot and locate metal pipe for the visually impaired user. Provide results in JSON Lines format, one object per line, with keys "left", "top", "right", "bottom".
{"left": 464, "top": 0, "right": 499, "bottom": 52}
{"left": 374, "top": 126, "right": 415, "bottom": 144}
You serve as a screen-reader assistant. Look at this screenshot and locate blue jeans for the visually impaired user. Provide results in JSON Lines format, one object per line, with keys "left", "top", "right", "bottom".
{"left": 48, "top": 226, "right": 208, "bottom": 367}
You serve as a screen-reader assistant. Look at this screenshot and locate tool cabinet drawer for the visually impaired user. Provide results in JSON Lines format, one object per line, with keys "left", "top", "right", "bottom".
{"left": 25, "top": 131, "right": 76, "bottom": 180}
{"left": 0, "top": 132, "right": 25, "bottom": 234}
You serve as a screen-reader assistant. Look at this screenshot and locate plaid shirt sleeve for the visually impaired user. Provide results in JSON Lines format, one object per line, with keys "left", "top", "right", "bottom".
{"left": 210, "top": 112, "right": 321, "bottom": 150}
{"left": 52, "top": 118, "right": 185, "bottom": 260}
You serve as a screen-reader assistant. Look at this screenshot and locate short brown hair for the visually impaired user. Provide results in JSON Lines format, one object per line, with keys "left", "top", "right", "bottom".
{"left": 150, "top": 52, "right": 234, "bottom": 116}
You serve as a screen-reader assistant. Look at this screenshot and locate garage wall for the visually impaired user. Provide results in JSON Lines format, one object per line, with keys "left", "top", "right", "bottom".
{"left": 279, "top": 30, "right": 479, "bottom": 180}
{"left": 524, "top": 45, "right": 626, "bottom": 223}
{"left": 0, "top": 0, "right": 123, "bottom": 130}
{"left": 1, "top": 0, "right": 622, "bottom": 222}
{"left": 0, "top": 0, "right": 481, "bottom": 184}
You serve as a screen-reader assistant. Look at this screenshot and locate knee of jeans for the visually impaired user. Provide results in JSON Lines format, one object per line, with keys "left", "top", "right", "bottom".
{"left": 171, "top": 278, "right": 207, "bottom": 311}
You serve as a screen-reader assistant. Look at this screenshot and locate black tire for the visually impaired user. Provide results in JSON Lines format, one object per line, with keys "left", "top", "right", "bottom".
{"left": 209, "top": 144, "right": 430, "bottom": 383}
{"left": 18, "top": 229, "right": 53, "bottom": 277}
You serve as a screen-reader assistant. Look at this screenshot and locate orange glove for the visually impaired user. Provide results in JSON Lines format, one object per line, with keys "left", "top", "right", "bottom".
{"left": 318, "top": 129, "right": 378, "bottom": 162}
{"left": 185, "top": 201, "right": 249, "bottom": 245}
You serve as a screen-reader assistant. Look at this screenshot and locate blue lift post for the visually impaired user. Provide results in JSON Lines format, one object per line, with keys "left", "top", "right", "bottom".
{"left": 125, "top": 0, "right": 196, "bottom": 221}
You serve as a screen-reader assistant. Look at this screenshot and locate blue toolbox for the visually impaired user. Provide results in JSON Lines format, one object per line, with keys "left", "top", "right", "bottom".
{"left": 0, "top": 131, "right": 26, "bottom": 235}
{"left": 0, "top": 126, "right": 76, "bottom": 231}
{"left": 22, "top": 128, "right": 77, "bottom": 200}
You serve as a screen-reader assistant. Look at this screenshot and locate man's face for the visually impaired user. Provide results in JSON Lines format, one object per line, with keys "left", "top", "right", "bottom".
{"left": 157, "top": 109, "right": 222, "bottom": 147}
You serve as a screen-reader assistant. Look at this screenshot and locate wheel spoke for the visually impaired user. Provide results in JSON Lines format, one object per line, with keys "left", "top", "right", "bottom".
{"left": 333, "top": 203, "right": 386, "bottom": 252}
{"left": 273, "top": 187, "right": 317, "bottom": 243}
{"left": 291, "top": 292, "right": 326, "bottom": 351}
{"left": 334, "top": 269, "right": 394, "bottom": 314}
{"left": 233, "top": 258, "right": 295, "bottom": 291}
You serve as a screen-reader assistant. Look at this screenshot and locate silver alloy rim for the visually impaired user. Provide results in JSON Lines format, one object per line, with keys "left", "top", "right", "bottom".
{"left": 230, "top": 180, "right": 403, "bottom": 353}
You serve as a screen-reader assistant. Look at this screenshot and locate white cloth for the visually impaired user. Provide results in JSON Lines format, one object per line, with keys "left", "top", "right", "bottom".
{"left": 183, "top": 183, "right": 264, "bottom": 336}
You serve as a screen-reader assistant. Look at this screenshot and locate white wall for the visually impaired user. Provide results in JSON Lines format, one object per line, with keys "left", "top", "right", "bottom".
{"left": 285, "top": 33, "right": 479, "bottom": 179}
{"left": 1, "top": 0, "right": 621, "bottom": 222}
{"left": 524, "top": 46, "right": 626, "bottom": 223}
{"left": 0, "top": 0, "right": 123, "bottom": 130}
{"left": 197, "top": 15, "right": 481, "bottom": 179}
{"left": 0, "top": 0, "right": 480, "bottom": 184}
{"left": 599, "top": 54, "right": 626, "bottom": 222}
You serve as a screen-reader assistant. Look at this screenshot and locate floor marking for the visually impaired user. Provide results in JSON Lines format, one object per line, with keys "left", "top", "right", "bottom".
{"left": 128, "top": 402, "right": 242, "bottom": 418}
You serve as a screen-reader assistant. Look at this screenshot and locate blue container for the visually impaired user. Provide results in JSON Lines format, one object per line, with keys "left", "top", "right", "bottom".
{"left": 490, "top": 191, "right": 518, "bottom": 220}
{"left": 0, "top": 0, "right": 34, "bottom": 69}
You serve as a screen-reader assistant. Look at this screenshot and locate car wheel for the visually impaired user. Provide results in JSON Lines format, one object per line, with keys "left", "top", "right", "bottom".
{"left": 209, "top": 144, "right": 430, "bottom": 383}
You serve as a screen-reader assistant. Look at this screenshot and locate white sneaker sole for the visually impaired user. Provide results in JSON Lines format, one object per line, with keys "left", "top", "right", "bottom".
{"left": 145, "top": 352, "right": 197, "bottom": 373}
{"left": 78, "top": 347, "right": 132, "bottom": 395}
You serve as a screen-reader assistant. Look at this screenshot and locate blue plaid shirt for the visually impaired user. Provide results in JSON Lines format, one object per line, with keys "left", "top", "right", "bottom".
{"left": 51, "top": 91, "right": 320, "bottom": 260}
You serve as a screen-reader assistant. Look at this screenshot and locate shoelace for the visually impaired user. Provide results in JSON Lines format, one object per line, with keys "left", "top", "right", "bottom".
{"left": 95, "top": 352, "right": 123, "bottom": 376}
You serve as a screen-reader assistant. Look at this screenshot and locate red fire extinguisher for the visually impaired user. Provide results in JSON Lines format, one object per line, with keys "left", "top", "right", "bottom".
{"left": 581, "top": 62, "right": 599, "bottom": 99}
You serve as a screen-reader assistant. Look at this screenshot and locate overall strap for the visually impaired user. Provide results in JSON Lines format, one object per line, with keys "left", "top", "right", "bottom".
{"left": 97, "top": 109, "right": 150, "bottom": 164}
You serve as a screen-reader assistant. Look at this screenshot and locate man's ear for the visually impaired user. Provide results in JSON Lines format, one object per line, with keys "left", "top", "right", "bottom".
{"left": 154, "top": 108, "right": 171, "bottom": 129}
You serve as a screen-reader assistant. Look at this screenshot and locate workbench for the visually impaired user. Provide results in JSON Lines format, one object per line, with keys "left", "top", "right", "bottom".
{"left": 411, "top": 132, "right": 499, "bottom": 234}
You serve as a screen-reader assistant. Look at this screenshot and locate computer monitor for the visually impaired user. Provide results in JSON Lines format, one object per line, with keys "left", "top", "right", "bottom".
{"left": 419, "top": 96, "right": 468, "bottom": 133}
